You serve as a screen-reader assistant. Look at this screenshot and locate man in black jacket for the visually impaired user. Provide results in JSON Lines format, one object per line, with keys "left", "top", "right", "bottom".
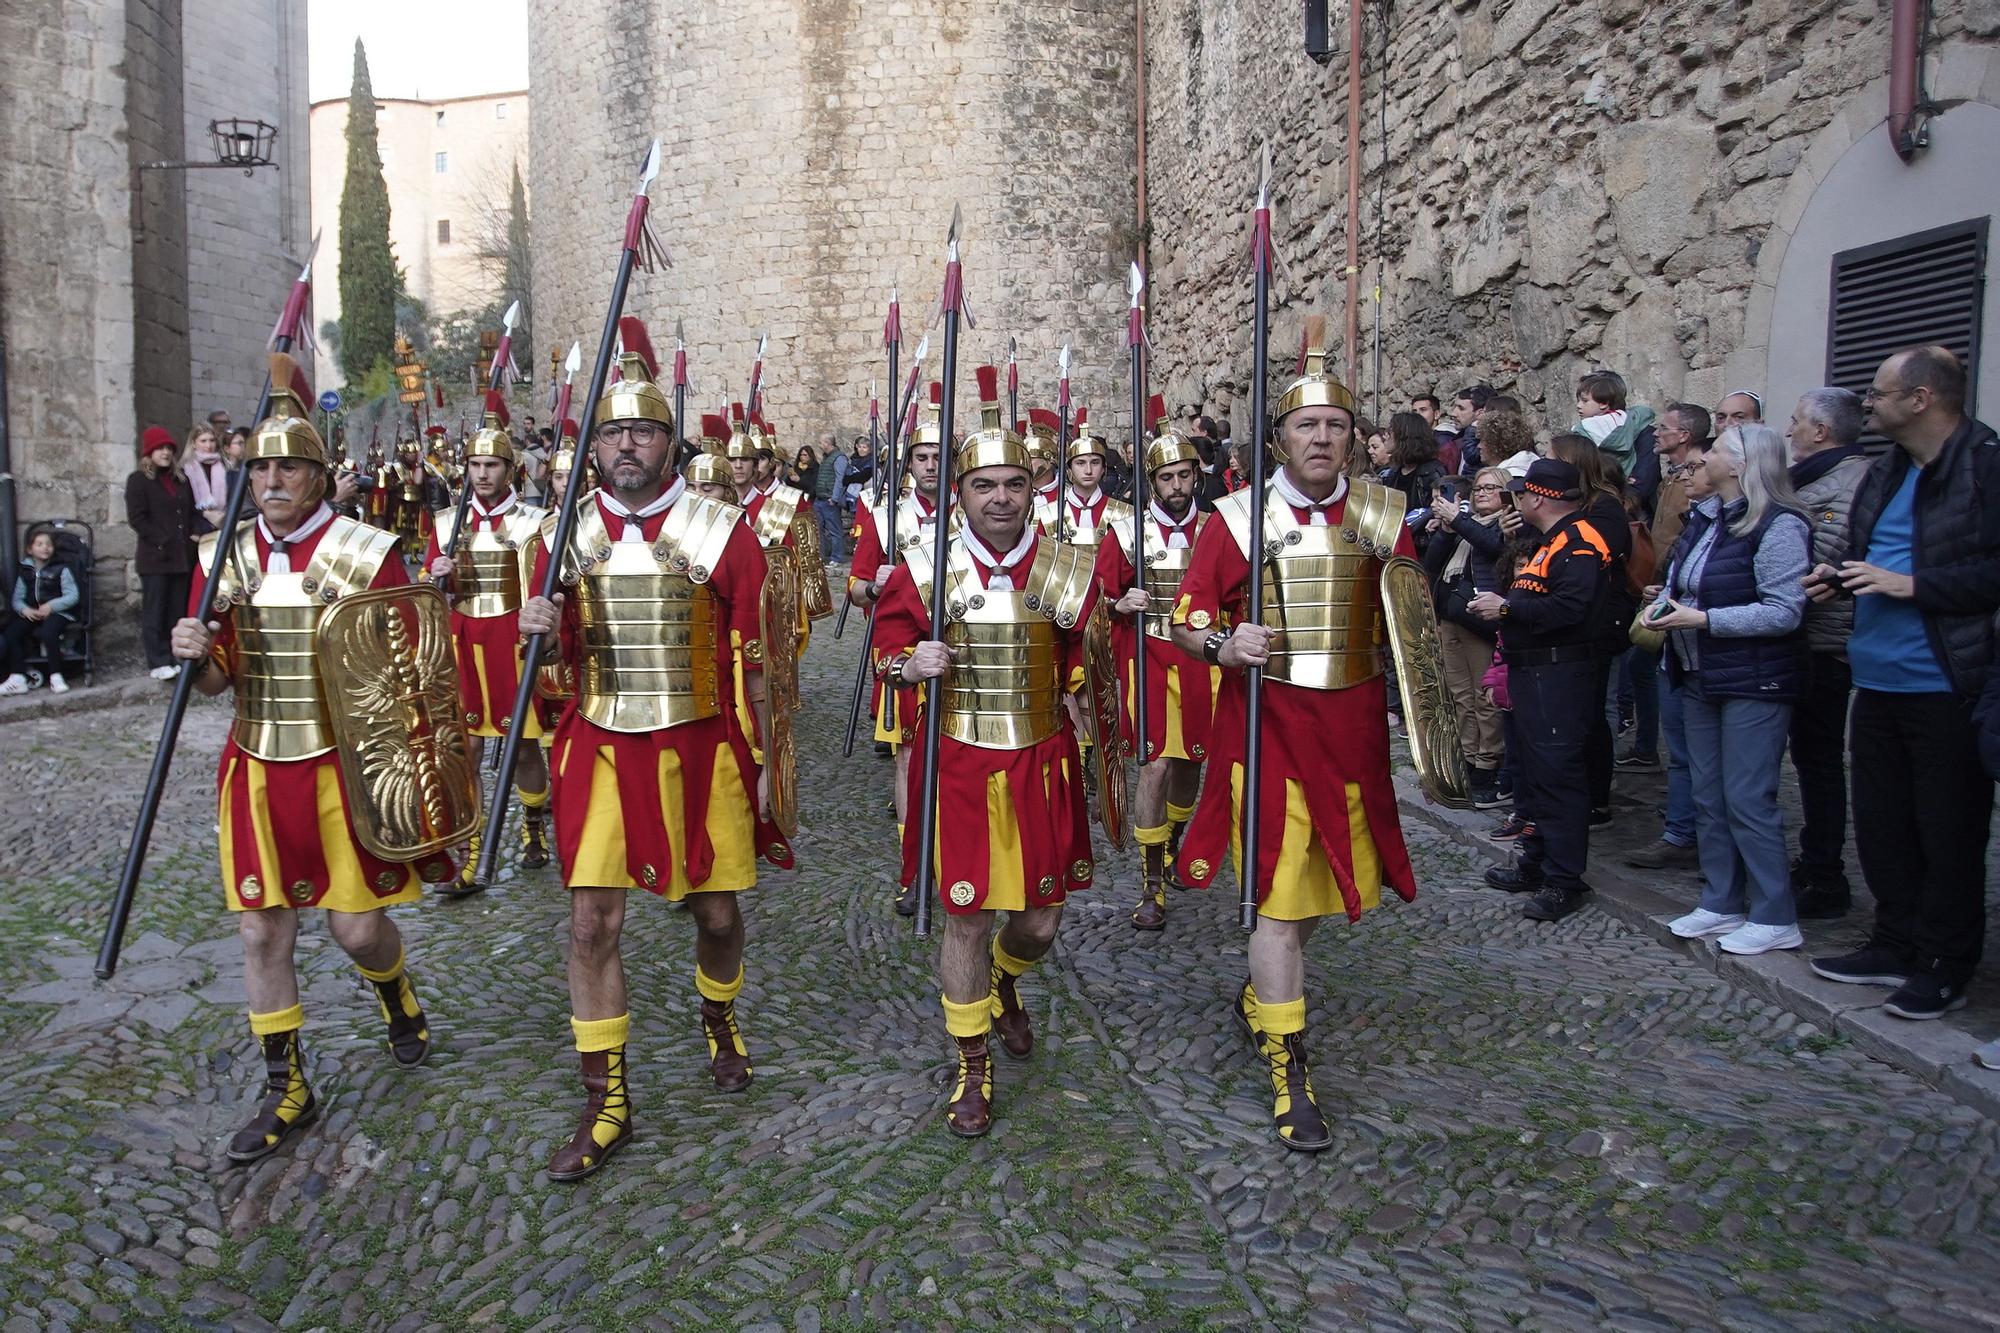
{"left": 1468, "top": 458, "right": 1615, "bottom": 922}
{"left": 1805, "top": 346, "right": 2000, "bottom": 1019}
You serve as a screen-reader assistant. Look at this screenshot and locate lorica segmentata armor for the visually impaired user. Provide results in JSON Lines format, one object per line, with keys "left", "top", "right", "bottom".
{"left": 1112, "top": 514, "right": 1206, "bottom": 642}
{"left": 433, "top": 502, "right": 547, "bottom": 618}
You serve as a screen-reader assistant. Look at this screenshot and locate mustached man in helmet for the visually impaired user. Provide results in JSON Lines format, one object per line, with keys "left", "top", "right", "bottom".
{"left": 848, "top": 384, "right": 948, "bottom": 912}
{"left": 874, "top": 366, "right": 1102, "bottom": 1138}
{"left": 516, "top": 318, "right": 793, "bottom": 1181}
{"left": 424, "top": 390, "right": 553, "bottom": 891}
{"left": 170, "top": 354, "right": 458, "bottom": 1164}
{"left": 1095, "top": 394, "right": 1217, "bottom": 931}
{"left": 1169, "top": 325, "right": 1423, "bottom": 1153}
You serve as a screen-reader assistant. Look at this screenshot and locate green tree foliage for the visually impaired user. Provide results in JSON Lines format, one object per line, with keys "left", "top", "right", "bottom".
{"left": 336, "top": 39, "right": 397, "bottom": 385}
{"left": 503, "top": 161, "right": 533, "bottom": 355}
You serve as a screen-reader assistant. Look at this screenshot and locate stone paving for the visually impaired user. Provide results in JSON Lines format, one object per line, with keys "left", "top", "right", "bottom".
{"left": 2, "top": 630, "right": 1998, "bottom": 1331}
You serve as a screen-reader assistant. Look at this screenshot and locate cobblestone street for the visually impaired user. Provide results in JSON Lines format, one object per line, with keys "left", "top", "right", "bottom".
{"left": 3, "top": 630, "right": 1998, "bottom": 1332}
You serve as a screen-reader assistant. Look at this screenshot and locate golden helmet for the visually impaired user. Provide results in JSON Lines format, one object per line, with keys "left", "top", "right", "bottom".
{"left": 721, "top": 403, "right": 759, "bottom": 461}
{"left": 550, "top": 417, "right": 579, "bottom": 476}
{"left": 247, "top": 352, "right": 332, "bottom": 468}
{"left": 699, "top": 412, "right": 730, "bottom": 451}
{"left": 683, "top": 449, "right": 733, "bottom": 488}
{"left": 912, "top": 383, "right": 945, "bottom": 448}
{"left": 593, "top": 316, "right": 674, "bottom": 429}
{"left": 1064, "top": 406, "right": 1106, "bottom": 463}
{"left": 1141, "top": 392, "right": 1202, "bottom": 475}
{"left": 1275, "top": 316, "right": 1356, "bottom": 422}
{"left": 466, "top": 389, "right": 515, "bottom": 463}
{"left": 954, "top": 365, "right": 1029, "bottom": 477}
{"left": 1021, "top": 408, "right": 1060, "bottom": 467}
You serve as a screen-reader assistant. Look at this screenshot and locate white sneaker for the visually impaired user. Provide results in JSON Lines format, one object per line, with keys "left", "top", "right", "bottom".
{"left": 150, "top": 664, "right": 177, "bottom": 680}
{"left": 1668, "top": 908, "right": 1747, "bottom": 939}
{"left": 47, "top": 673, "right": 67, "bottom": 693}
{"left": 1718, "top": 921, "right": 1804, "bottom": 955}
{"left": 1976, "top": 1038, "right": 2000, "bottom": 1071}
{"left": 0, "top": 673, "right": 27, "bottom": 696}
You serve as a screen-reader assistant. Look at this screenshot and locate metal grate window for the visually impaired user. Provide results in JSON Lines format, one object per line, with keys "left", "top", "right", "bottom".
{"left": 1827, "top": 218, "right": 1987, "bottom": 441}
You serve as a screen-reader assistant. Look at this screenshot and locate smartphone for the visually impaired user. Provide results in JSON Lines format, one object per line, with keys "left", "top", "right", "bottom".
{"left": 1436, "top": 478, "right": 1462, "bottom": 501}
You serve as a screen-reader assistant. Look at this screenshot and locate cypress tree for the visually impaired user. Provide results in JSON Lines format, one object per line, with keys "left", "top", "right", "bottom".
{"left": 503, "top": 160, "right": 533, "bottom": 360}
{"left": 337, "top": 39, "right": 397, "bottom": 385}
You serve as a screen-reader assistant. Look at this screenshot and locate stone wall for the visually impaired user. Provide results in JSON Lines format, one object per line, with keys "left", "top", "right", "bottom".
{"left": 128, "top": 0, "right": 191, "bottom": 441}
{"left": 1140, "top": 0, "right": 2000, "bottom": 432}
{"left": 183, "top": 0, "right": 314, "bottom": 422}
{"left": 526, "top": 0, "right": 1140, "bottom": 442}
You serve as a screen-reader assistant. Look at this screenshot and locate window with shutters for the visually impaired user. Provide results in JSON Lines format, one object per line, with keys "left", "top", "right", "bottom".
{"left": 1827, "top": 218, "right": 1987, "bottom": 439}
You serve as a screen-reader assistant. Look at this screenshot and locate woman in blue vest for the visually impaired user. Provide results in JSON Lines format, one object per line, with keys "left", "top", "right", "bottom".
{"left": 1646, "top": 423, "right": 1812, "bottom": 954}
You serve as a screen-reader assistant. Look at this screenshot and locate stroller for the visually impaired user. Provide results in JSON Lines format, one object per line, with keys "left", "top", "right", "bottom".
{"left": 6, "top": 520, "right": 96, "bottom": 689}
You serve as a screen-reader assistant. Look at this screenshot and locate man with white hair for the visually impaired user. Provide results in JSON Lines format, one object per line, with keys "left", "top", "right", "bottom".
{"left": 1782, "top": 388, "right": 1870, "bottom": 918}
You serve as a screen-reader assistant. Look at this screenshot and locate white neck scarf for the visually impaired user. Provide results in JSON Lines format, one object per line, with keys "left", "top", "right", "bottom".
{"left": 962, "top": 525, "right": 1037, "bottom": 590}
{"left": 259, "top": 503, "right": 335, "bottom": 574}
{"left": 470, "top": 490, "right": 518, "bottom": 526}
{"left": 1272, "top": 469, "right": 1347, "bottom": 526}
{"left": 599, "top": 479, "right": 684, "bottom": 541}
{"left": 1149, "top": 499, "right": 1195, "bottom": 549}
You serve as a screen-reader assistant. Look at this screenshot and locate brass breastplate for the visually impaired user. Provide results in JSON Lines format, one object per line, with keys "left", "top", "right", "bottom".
{"left": 556, "top": 493, "right": 742, "bottom": 733}
{"left": 919, "top": 539, "right": 1094, "bottom": 749}
{"left": 1216, "top": 478, "right": 1400, "bottom": 691}
{"left": 1114, "top": 516, "right": 1203, "bottom": 641}
{"left": 201, "top": 517, "right": 399, "bottom": 759}
{"left": 437, "top": 504, "right": 545, "bottom": 618}
{"left": 1059, "top": 496, "right": 1131, "bottom": 551}
{"left": 750, "top": 486, "right": 803, "bottom": 549}
{"left": 871, "top": 495, "right": 944, "bottom": 564}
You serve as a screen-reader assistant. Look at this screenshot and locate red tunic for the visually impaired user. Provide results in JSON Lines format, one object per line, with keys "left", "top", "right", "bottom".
{"left": 530, "top": 493, "right": 794, "bottom": 894}
{"left": 872, "top": 531, "right": 1097, "bottom": 914}
{"left": 195, "top": 519, "right": 456, "bottom": 909}
{"left": 422, "top": 498, "right": 539, "bottom": 739}
{"left": 1172, "top": 492, "right": 1418, "bottom": 921}
{"left": 1092, "top": 516, "right": 1216, "bottom": 763}
{"left": 848, "top": 492, "right": 938, "bottom": 744}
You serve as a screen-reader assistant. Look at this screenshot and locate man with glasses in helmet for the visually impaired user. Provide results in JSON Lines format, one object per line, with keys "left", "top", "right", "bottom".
{"left": 170, "top": 353, "right": 457, "bottom": 1166}
{"left": 516, "top": 320, "right": 792, "bottom": 1181}
{"left": 424, "top": 390, "right": 553, "bottom": 893}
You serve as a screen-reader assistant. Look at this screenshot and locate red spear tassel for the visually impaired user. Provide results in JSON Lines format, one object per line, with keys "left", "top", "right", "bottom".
{"left": 1251, "top": 202, "right": 1273, "bottom": 272}
{"left": 1128, "top": 306, "right": 1145, "bottom": 349}
{"left": 884, "top": 297, "right": 901, "bottom": 347}
{"left": 1007, "top": 358, "right": 1018, "bottom": 396}
{"left": 267, "top": 274, "right": 311, "bottom": 349}
{"left": 674, "top": 346, "right": 688, "bottom": 389}
{"left": 434, "top": 381, "right": 444, "bottom": 408}
{"left": 551, "top": 382, "right": 574, "bottom": 443}
{"left": 901, "top": 397, "right": 920, "bottom": 442}
{"left": 490, "top": 334, "right": 514, "bottom": 390}
{"left": 1059, "top": 376, "right": 1071, "bottom": 410}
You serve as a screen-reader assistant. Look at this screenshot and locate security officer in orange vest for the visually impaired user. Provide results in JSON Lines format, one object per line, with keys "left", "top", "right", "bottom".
{"left": 1468, "top": 457, "right": 1615, "bottom": 923}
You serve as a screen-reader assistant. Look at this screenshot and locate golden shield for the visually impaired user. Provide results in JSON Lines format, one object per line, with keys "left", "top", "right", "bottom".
{"left": 1082, "top": 603, "right": 1128, "bottom": 850}
{"left": 760, "top": 554, "right": 802, "bottom": 839}
{"left": 315, "top": 585, "right": 483, "bottom": 860}
{"left": 791, "top": 510, "right": 836, "bottom": 621}
{"left": 1379, "top": 555, "right": 1472, "bottom": 810}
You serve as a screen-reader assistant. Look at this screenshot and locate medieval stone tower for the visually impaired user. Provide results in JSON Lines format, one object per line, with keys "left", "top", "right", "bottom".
{"left": 527, "top": 1, "right": 1140, "bottom": 438}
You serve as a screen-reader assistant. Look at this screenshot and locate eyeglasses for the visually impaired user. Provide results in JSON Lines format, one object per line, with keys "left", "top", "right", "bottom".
{"left": 595, "top": 423, "right": 662, "bottom": 444}
{"left": 1472, "top": 484, "right": 1504, "bottom": 493}
{"left": 1861, "top": 385, "right": 1914, "bottom": 403}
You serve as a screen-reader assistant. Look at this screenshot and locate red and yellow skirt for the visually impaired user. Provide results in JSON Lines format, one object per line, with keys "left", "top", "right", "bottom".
{"left": 217, "top": 742, "right": 453, "bottom": 912}
{"left": 1119, "top": 637, "right": 1217, "bottom": 763}
{"left": 551, "top": 711, "right": 793, "bottom": 897}
{"left": 900, "top": 730, "right": 1093, "bottom": 914}
{"left": 1179, "top": 674, "right": 1416, "bottom": 922}
{"left": 452, "top": 611, "right": 542, "bottom": 740}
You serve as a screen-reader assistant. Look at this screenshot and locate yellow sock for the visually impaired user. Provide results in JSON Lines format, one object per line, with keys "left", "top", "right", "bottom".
{"left": 1259, "top": 996, "right": 1305, "bottom": 1037}
{"left": 991, "top": 933, "right": 1036, "bottom": 979}
{"left": 571, "top": 1012, "right": 630, "bottom": 1053}
{"left": 1166, "top": 800, "right": 1196, "bottom": 826}
{"left": 1135, "top": 822, "right": 1170, "bottom": 847}
{"left": 942, "top": 994, "right": 991, "bottom": 1038}
{"left": 248, "top": 1003, "right": 304, "bottom": 1037}
{"left": 356, "top": 947, "right": 405, "bottom": 986}
{"left": 517, "top": 784, "right": 549, "bottom": 810}
{"left": 696, "top": 965, "right": 744, "bottom": 1004}
{"left": 357, "top": 948, "right": 422, "bottom": 1026}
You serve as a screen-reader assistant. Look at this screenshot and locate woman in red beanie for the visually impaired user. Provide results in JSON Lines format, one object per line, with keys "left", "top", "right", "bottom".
{"left": 125, "top": 424, "right": 196, "bottom": 679}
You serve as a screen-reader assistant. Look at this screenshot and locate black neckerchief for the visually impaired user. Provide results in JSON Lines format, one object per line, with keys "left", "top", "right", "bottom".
{"left": 1789, "top": 443, "right": 1865, "bottom": 491}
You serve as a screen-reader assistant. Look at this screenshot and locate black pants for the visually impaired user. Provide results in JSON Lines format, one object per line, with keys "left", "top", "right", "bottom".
{"left": 1852, "top": 688, "right": 1993, "bottom": 981}
{"left": 1511, "top": 659, "right": 1596, "bottom": 888}
{"left": 2, "top": 614, "right": 68, "bottom": 676}
{"left": 1788, "top": 652, "right": 1852, "bottom": 884}
{"left": 1586, "top": 654, "right": 1613, "bottom": 811}
{"left": 138, "top": 571, "right": 190, "bottom": 669}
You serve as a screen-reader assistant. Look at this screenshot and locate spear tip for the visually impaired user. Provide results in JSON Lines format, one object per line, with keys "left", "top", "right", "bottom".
{"left": 913, "top": 333, "right": 931, "bottom": 360}
{"left": 639, "top": 138, "right": 662, "bottom": 190}
{"left": 502, "top": 299, "right": 521, "bottom": 330}
{"left": 299, "top": 228, "right": 323, "bottom": 279}
{"left": 947, "top": 203, "right": 962, "bottom": 243}
{"left": 1129, "top": 260, "right": 1145, "bottom": 300}
{"left": 675, "top": 317, "right": 685, "bottom": 344}
{"left": 563, "top": 341, "right": 582, "bottom": 376}
{"left": 1257, "top": 140, "right": 1273, "bottom": 208}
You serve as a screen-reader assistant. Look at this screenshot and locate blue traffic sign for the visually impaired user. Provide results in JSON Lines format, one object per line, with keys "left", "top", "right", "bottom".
{"left": 317, "top": 390, "right": 341, "bottom": 412}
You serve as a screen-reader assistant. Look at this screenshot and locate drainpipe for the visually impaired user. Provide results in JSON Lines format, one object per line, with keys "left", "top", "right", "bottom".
{"left": 1888, "top": 0, "right": 1928, "bottom": 162}
{"left": 1135, "top": 0, "right": 1149, "bottom": 287}
{"left": 1343, "top": 0, "right": 1363, "bottom": 389}
{"left": 0, "top": 221, "right": 15, "bottom": 576}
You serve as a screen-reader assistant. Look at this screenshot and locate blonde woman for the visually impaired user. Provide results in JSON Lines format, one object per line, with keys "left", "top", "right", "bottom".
{"left": 184, "top": 423, "right": 230, "bottom": 532}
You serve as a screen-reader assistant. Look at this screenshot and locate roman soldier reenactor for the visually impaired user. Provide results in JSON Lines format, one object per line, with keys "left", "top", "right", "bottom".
{"left": 1044, "top": 409, "right": 1132, "bottom": 550}
{"left": 1024, "top": 407, "right": 1062, "bottom": 528}
{"left": 873, "top": 365, "right": 1102, "bottom": 1138}
{"left": 425, "top": 389, "right": 553, "bottom": 892}
{"left": 516, "top": 329, "right": 793, "bottom": 1181}
{"left": 1170, "top": 330, "right": 1422, "bottom": 1152}
{"left": 391, "top": 436, "right": 433, "bottom": 552}
{"left": 170, "top": 353, "right": 461, "bottom": 1163}
{"left": 1095, "top": 393, "right": 1216, "bottom": 930}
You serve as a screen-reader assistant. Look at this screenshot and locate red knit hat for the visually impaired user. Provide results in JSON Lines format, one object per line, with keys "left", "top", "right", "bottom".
{"left": 140, "top": 425, "right": 176, "bottom": 456}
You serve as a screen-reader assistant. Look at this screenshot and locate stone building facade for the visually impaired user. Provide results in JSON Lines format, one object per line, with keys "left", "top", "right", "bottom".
{"left": 1141, "top": 0, "right": 2000, "bottom": 431}
{"left": 308, "top": 89, "right": 531, "bottom": 392}
{"left": 524, "top": 0, "right": 1140, "bottom": 442}
{"left": 0, "top": 0, "right": 309, "bottom": 656}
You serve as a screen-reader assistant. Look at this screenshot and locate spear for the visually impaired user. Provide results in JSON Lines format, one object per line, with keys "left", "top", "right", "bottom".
{"left": 834, "top": 375, "right": 879, "bottom": 640}
{"left": 1126, "top": 262, "right": 1152, "bottom": 767}
{"left": 909, "top": 207, "right": 967, "bottom": 938}
{"left": 1006, "top": 335, "right": 1019, "bottom": 432}
{"left": 548, "top": 345, "right": 562, "bottom": 414}
{"left": 550, "top": 341, "right": 582, "bottom": 468}
{"left": 438, "top": 299, "right": 521, "bottom": 588}
{"left": 672, "top": 318, "right": 689, "bottom": 464}
{"left": 842, "top": 334, "right": 927, "bottom": 758}
{"left": 1240, "top": 143, "right": 1275, "bottom": 932}
{"left": 1056, "top": 348, "right": 1072, "bottom": 548}
{"left": 97, "top": 230, "right": 323, "bottom": 979}
{"left": 743, "top": 331, "right": 770, "bottom": 431}
{"left": 466, "top": 142, "right": 662, "bottom": 895}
